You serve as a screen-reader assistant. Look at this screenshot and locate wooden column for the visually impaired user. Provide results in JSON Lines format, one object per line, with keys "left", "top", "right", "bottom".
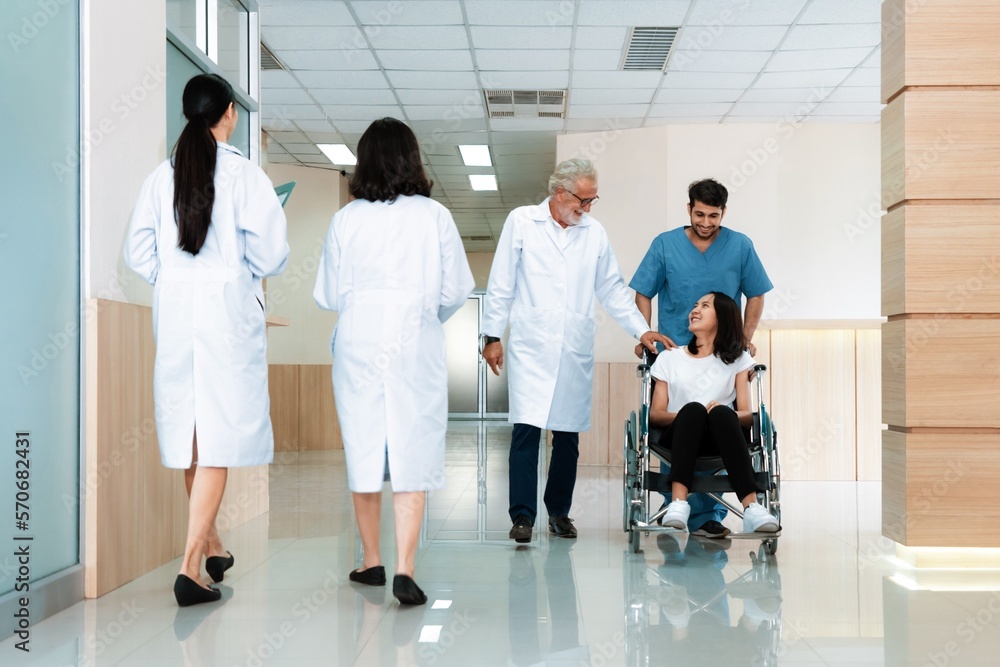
{"left": 881, "top": 0, "right": 1000, "bottom": 548}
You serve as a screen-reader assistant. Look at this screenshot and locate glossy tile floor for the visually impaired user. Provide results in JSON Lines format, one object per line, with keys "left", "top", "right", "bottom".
{"left": 6, "top": 421, "right": 1000, "bottom": 666}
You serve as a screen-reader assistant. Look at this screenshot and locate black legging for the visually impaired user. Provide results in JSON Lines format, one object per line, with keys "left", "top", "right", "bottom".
{"left": 662, "top": 402, "right": 758, "bottom": 500}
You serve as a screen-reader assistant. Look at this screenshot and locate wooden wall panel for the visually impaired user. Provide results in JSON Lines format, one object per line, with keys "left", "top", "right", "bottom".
{"left": 882, "top": 205, "right": 1000, "bottom": 317}
{"left": 885, "top": 318, "right": 1000, "bottom": 429}
{"left": 607, "top": 362, "right": 640, "bottom": 468}
{"left": 883, "top": 91, "right": 1000, "bottom": 207}
{"left": 86, "top": 299, "right": 269, "bottom": 597}
{"left": 770, "top": 330, "right": 857, "bottom": 481}
{"left": 884, "top": 430, "right": 1000, "bottom": 548}
{"left": 578, "top": 363, "right": 610, "bottom": 465}
{"left": 750, "top": 329, "right": 772, "bottom": 415}
{"left": 882, "top": 0, "right": 1000, "bottom": 101}
{"left": 856, "top": 330, "right": 884, "bottom": 481}
{"left": 269, "top": 365, "right": 300, "bottom": 452}
{"left": 297, "top": 365, "right": 341, "bottom": 450}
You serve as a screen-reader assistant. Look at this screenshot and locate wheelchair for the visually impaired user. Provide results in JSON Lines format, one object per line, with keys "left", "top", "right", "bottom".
{"left": 622, "top": 350, "right": 781, "bottom": 555}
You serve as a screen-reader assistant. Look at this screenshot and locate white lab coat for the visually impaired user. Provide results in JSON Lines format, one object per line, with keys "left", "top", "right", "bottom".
{"left": 125, "top": 142, "right": 289, "bottom": 468}
{"left": 482, "top": 198, "right": 648, "bottom": 432}
{"left": 313, "top": 195, "right": 475, "bottom": 493}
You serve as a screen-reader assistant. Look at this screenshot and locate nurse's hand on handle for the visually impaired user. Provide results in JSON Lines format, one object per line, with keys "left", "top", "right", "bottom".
{"left": 639, "top": 331, "right": 671, "bottom": 354}
{"left": 483, "top": 341, "right": 504, "bottom": 376}
{"left": 634, "top": 333, "right": 676, "bottom": 359}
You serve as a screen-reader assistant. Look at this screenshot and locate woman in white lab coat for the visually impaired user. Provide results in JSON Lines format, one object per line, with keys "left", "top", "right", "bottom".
{"left": 125, "top": 73, "right": 289, "bottom": 606}
{"left": 314, "top": 117, "right": 474, "bottom": 605}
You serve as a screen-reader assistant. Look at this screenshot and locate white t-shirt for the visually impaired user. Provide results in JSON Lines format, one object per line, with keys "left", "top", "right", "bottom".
{"left": 649, "top": 347, "right": 755, "bottom": 413}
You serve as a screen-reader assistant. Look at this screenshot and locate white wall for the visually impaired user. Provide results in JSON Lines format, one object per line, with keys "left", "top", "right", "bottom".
{"left": 556, "top": 122, "right": 881, "bottom": 362}
{"left": 264, "top": 163, "right": 346, "bottom": 364}
{"left": 467, "top": 251, "right": 495, "bottom": 290}
{"left": 86, "top": 0, "right": 167, "bottom": 305}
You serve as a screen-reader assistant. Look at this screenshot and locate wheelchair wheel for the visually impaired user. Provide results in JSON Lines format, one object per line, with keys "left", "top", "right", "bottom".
{"left": 629, "top": 505, "right": 642, "bottom": 554}
{"left": 623, "top": 413, "right": 641, "bottom": 536}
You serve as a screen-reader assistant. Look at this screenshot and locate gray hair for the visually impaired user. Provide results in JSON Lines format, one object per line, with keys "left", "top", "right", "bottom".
{"left": 547, "top": 158, "right": 597, "bottom": 196}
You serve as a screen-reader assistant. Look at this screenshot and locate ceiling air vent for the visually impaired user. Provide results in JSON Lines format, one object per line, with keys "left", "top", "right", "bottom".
{"left": 484, "top": 89, "right": 567, "bottom": 119}
{"left": 621, "top": 27, "right": 678, "bottom": 71}
{"left": 462, "top": 235, "right": 493, "bottom": 242}
{"left": 260, "top": 42, "right": 285, "bottom": 71}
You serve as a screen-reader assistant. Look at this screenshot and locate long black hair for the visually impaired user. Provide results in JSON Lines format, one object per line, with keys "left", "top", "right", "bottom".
{"left": 349, "top": 117, "right": 432, "bottom": 203}
{"left": 688, "top": 292, "right": 745, "bottom": 364}
{"left": 172, "top": 73, "right": 234, "bottom": 255}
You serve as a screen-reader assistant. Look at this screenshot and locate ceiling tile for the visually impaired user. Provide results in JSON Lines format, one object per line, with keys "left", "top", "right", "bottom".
{"left": 573, "top": 50, "right": 623, "bottom": 71}
{"left": 655, "top": 88, "right": 745, "bottom": 103}
{"left": 407, "top": 118, "right": 488, "bottom": 132}
{"left": 754, "top": 70, "right": 851, "bottom": 89}
{"left": 395, "top": 89, "right": 482, "bottom": 105}
{"left": 476, "top": 49, "right": 570, "bottom": 71}
{"left": 727, "top": 101, "right": 813, "bottom": 117}
{"left": 648, "top": 103, "right": 734, "bottom": 117}
{"left": 739, "top": 88, "right": 825, "bottom": 103}
{"left": 825, "top": 86, "right": 880, "bottom": 103}
{"left": 573, "top": 70, "right": 664, "bottom": 87}
{"left": 263, "top": 104, "right": 326, "bottom": 120}
{"left": 577, "top": 1, "right": 690, "bottom": 26}
{"left": 281, "top": 142, "right": 322, "bottom": 155}
{"left": 645, "top": 116, "right": 725, "bottom": 126}
{"left": 292, "top": 119, "right": 337, "bottom": 133}
{"left": 321, "top": 104, "right": 404, "bottom": 120}
{"left": 311, "top": 88, "right": 399, "bottom": 105}
{"left": 840, "top": 68, "right": 881, "bottom": 87}
{"left": 478, "top": 70, "right": 570, "bottom": 88}
{"left": 489, "top": 117, "right": 565, "bottom": 132}
{"left": 767, "top": 48, "right": 874, "bottom": 72}
{"left": 279, "top": 49, "right": 380, "bottom": 70}
{"left": 366, "top": 26, "right": 470, "bottom": 50}
{"left": 686, "top": 0, "right": 807, "bottom": 26}
{"left": 350, "top": 0, "right": 465, "bottom": 25}
{"left": 576, "top": 26, "right": 630, "bottom": 45}
{"left": 261, "top": 26, "right": 364, "bottom": 50}
{"left": 378, "top": 50, "right": 474, "bottom": 70}
{"left": 661, "top": 71, "right": 757, "bottom": 88}
{"left": 782, "top": 24, "right": 881, "bottom": 50}
{"left": 465, "top": 1, "right": 574, "bottom": 26}
{"left": 564, "top": 118, "right": 644, "bottom": 131}
{"left": 259, "top": 1, "right": 356, "bottom": 26}
{"left": 668, "top": 50, "right": 770, "bottom": 74}
{"left": 470, "top": 26, "right": 572, "bottom": 49}
{"left": 799, "top": 0, "right": 882, "bottom": 24}
{"left": 406, "top": 105, "right": 485, "bottom": 121}
{"left": 262, "top": 88, "right": 314, "bottom": 105}
{"left": 386, "top": 70, "right": 480, "bottom": 89}
{"left": 261, "top": 70, "right": 299, "bottom": 89}
{"left": 571, "top": 88, "right": 654, "bottom": 104}
{"left": 295, "top": 70, "right": 390, "bottom": 89}
{"left": 675, "top": 25, "right": 786, "bottom": 51}
{"left": 329, "top": 120, "right": 378, "bottom": 133}
{"left": 265, "top": 130, "right": 309, "bottom": 143}
{"left": 809, "top": 101, "right": 884, "bottom": 116}
{"left": 567, "top": 104, "right": 650, "bottom": 119}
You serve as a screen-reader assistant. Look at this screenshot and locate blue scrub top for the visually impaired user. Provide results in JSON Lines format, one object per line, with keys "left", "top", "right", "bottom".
{"left": 629, "top": 226, "right": 772, "bottom": 346}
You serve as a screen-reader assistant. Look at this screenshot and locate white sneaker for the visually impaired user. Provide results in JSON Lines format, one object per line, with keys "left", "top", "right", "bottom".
{"left": 743, "top": 502, "right": 779, "bottom": 533}
{"left": 662, "top": 500, "right": 690, "bottom": 530}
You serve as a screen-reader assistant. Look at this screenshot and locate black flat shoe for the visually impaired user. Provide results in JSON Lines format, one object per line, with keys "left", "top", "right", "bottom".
{"left": 174, "top": 574, "right": 221, "bottom": 607}
{"left": 392, "top": 574, "right": 427, "bottom": 606}
{"left": 349, "top": 565, "right": 386, "bottom": 586}
{"left": 205, "top": 551, "right": 234, "bottom": 583}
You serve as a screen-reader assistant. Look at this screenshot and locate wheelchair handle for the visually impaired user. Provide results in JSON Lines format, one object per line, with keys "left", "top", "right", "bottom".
{"left": 637, "top": 347, "right": 655, "bottom": 375}
{"left": 753, "top": 363, "right": 767, "bottom": 373}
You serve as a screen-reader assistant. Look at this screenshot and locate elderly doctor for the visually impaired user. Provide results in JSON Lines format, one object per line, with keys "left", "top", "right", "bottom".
{"left": 125, "top": 73, "right": 289, "bottom": 606}
{"left": 482, "top": 158, "right": 668, "bottom": 543}
{"left": 315, "top": 118, "right": 475, "bottom": 605}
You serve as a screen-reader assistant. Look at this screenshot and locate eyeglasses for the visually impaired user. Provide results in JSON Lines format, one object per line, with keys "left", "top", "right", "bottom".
{"left": 564, "top": 189, "right": 599, "bottom": 207}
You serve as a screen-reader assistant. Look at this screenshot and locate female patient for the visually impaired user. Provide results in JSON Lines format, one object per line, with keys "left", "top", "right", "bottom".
{"left": 650, "top": 292, "right": 778, "bottom": 534}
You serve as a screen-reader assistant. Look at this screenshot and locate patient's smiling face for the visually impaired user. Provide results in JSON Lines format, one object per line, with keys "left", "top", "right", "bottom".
{"left": 688, "top": 294, "right": 718, "bottom": 334}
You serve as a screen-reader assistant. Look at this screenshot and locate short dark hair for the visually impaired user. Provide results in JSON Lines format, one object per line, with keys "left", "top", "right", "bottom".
{"left": 349, "top": 117, "right": 432, "bottom": 202}
{"left": 688, "top": 178, "right": 728, "bottom": 209}
{"left": 687, "top": 291, "right": 745, "bottom": 364}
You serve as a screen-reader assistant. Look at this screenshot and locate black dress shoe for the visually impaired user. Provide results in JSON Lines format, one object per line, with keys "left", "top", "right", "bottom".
{"left": 174, "top": 574, "right": 221, "bottom": 607}
{"left": 205, "top": 551, "right": 234, "bottom": 583}
{"left": 349, "top": 565, "right": 386, "bottom": 586}
{"left": 393, "top": 574, "right": 427, "bottom": 605}
{"left": 509, "top": 515, "right": 533, "bottom": 543}
{"left": 548, "top": 515, "right": 577, "bottom": 538}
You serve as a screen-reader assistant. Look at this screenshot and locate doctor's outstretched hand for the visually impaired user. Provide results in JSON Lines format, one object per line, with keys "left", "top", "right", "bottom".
{"left": 483, "top": 341, "right": 504, "bottom": 376}
{"left": 639, "top": 331, "right": 672, "bottom": 354}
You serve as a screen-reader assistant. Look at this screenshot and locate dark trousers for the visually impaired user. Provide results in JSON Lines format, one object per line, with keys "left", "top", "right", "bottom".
{"left": 508, "top": 423, "right": 579, "bottom": 523}
{"left": 663, "top": 403, "right": 758, "bottom": 501}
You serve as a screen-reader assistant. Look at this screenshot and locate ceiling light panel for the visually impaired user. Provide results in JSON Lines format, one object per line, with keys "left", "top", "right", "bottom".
{"left": 459, "top": 145, "right": 492, "bottom": 167}
{"left": 317, "top": 144, "right": 357, "bottom": 165}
